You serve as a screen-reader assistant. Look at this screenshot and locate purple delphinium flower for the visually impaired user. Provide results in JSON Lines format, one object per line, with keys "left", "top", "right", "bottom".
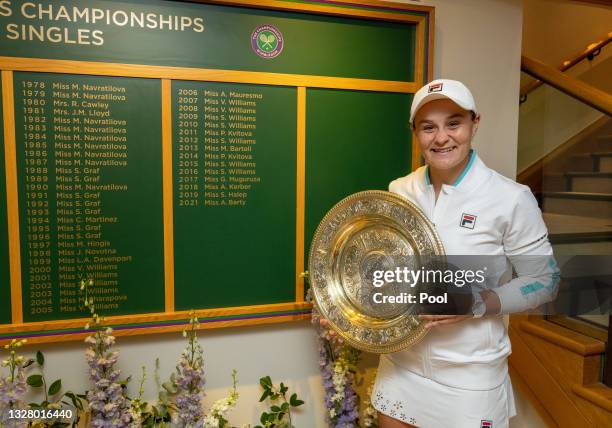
{"left": 85, "top": 328, "right": 132, "bottom": 428}
{"left": 172, "top": 313, "right": 206, "bottom": 428}
{"left": 0, "top": 339, "right": 28, "bottom": 428}
{"left": 336, "top": 368, "right": 360, "bottom": 427}
{"left": 0, "top": 368, "right": 28, "bottom": 428}
{"left": 312, "top": 303, "right": 361, "bottom": 428}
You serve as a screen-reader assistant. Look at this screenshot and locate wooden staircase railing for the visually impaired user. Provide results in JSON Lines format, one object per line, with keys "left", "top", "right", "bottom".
{"left": 521, "top": 55, "right": 612, "bottom": 116}
{"left": 521, "top": 32, "right": 612, "bottom": 101}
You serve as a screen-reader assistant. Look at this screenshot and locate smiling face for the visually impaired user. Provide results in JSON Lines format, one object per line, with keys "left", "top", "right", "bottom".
{"left": 413, "top": 98, "right": 480, "bottom": 180}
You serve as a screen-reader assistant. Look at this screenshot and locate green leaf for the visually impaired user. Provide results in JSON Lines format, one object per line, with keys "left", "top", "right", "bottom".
{"left": 65, "top": 393, "right": 76, "bottom": 406}
{"left": 259, "top": 375, "right": 272, "bottom": 389}
{"left": 158, "top": 403, "right": 168, "bottom": 416}
{"left": 260, "top": 412, "right": 268, "bottom": 424}
{"left": 270, "top": 405, "right": 281, "bottom": 412}
{"left": 290, "top": 393, "right": 304, "bottom": 407}
{"left": 36, "top": 350, "right": 44, "bottom": 366}
{"left": 281, "top": 402, "right": 289, "bottom": 412}
{"left": 65, "top": 392, "right": 84, "bottom": 410}
{"left": 162, "top": 381, "right": 177, "bottom": 394}
{"left": 259, "top": 389, "right": 270, "bottom": 402}
{"left": 48, "top": 379, "right": 62, "bottom": 395}
{"left": 271, "top": 392, "right": 280, "bottom": 400}
{"left": 27, "top": 374, "right": 43, "bottom": 387}
{"left": 279, "top": 382, "right": 288, "bottom": 395}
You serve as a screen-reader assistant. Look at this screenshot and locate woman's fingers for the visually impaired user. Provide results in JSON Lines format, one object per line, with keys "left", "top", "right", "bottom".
{"left": 419, "top": 314, "right": 457, "bottom": 321}
{"left": 318, "top": 317, "right": 335, "bottom": 335}
{"left": 422, "top": 314, "right": 472, "bottom": 328}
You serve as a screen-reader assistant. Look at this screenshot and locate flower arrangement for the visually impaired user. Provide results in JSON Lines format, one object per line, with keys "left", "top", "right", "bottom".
{"left": 255, "top": 376, "right": 304, "bottom": 428}
{"left": 82, "top": 279, "right": 133, "bottom": 427}
{"left": 0, "top": 339, "right": 28, "bottom": 428}
{"left": 169, "top": 311, "right": 207, "bottom": 427}
{"left": 202, "top": 369, "right": 239, "bottom": 428}
{"left": 0, "top": 275, "right": 385, "bottom": 428}
{"left": 318, "top": 337, "right": 360, "bottom": 427}
{"left": 25, "top": 349, "right": 86, "bottom": 427}
{"left": 149, "top": 357, "right": 175, "bottom": 427}
{"left": 361, "top": 375, "right": 378, "bottom": 428}
{"left": 128, "top": 366, "right": 147, "bottom": 427}
{"left": 306, "top": 272, "right": 378, "bottom": 428}
{"left": 164, "top": 311, "right": 244, "bottom": 428}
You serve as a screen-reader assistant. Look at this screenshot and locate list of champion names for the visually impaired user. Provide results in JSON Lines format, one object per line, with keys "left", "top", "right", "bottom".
{"left": 14, "top": 73, "right": 164, "bottom": 321}
{"left": 171, "top": 81, "right": 297, "bottom": 310}
{"left": 175, "top": 85, "right": 261, "bottom": 208}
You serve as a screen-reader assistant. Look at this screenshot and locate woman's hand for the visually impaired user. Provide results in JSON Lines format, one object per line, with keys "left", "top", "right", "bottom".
{"left": 319, "top": 317, "right": 335, "bottom": 335}
{"left": 419, "top": 314, "right": 473, "bottom": 329}
{"left": 316, "top": 316, "right": 344, "bottom": 344}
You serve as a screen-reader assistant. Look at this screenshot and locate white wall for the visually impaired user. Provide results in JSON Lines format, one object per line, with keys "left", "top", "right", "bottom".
{"left": 522, "top": 0, "right": 612, "bottom": 68}
{"left": 14, "top": 1, "right": 532, "bottom": 427}
{"left": 397, "top": 0, "right": 524, "bottom": 179}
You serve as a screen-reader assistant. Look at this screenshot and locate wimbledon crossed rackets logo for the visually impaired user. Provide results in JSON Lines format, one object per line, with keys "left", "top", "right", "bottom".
{"left": 251, "top": 25, "right": 284, "bottom": 58}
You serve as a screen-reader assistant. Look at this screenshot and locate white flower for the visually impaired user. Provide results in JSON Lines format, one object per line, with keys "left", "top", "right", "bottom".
{"left": 203, "top": 415, "right": 220, "bottom": 428}
{"left": 361, "top": 372, "right": 378, "bottom": 427}
{"left": 203, "top": 378, "right": 239, "bottom": 427}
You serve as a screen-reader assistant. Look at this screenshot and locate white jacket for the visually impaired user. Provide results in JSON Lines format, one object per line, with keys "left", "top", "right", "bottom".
{"left": 384, "top": 150, "right": 559, "bottom": 390}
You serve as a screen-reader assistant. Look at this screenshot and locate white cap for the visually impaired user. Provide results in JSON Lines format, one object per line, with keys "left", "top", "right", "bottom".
{"left": 410, "top": 79, "right": 477, "bottom": 124}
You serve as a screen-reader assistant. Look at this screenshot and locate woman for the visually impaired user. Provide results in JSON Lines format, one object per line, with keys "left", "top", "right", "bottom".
{"left": 371, "top": 79, "right": 559, "bottom": 428}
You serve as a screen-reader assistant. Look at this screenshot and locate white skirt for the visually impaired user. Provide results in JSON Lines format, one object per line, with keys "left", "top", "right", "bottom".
{"left": 372, "top": 355, "right": 517, "bottom": 428}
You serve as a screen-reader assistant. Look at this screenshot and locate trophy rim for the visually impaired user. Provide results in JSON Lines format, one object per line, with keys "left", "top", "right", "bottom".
{"left": 308, "top": 190, "right": 445, "bottom": 354}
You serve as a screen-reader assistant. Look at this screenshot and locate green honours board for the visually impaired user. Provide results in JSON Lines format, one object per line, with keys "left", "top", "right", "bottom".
{"left": 0, "top": 83, "right": 11, "bottom": 325}
{"left": 305, "top": 89, "right": 413, "bottom": 263}
{"left": 0, "top": 0, "right": 433, "bottom": 342}
{"left": 172, "top": 81, "right": 296, "bottom": 309}
{"left": 0, "top": 0, "right": 416, "bottom": 82}
{"left": 13, "top": 72, "right": 165, "bottom": 322}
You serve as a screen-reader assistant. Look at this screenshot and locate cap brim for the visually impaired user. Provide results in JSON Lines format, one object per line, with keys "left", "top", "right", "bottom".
{"left": 410, "top": 93, "right": 474, "bottom": 124}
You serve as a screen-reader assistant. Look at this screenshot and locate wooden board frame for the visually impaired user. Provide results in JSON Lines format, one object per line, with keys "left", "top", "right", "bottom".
{"left": 0, "top": 0, "right": 434, "bottom": 344}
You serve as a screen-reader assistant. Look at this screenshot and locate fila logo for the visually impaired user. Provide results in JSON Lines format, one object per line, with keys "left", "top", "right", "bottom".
{"left": 460, "top": 213, "right": 477, "bottom": 229}
{"left": 480, "top": 420, "right": 493, "bottom": 428}
{"left": 428, "top": 82, "right": 443, "bottom": 93}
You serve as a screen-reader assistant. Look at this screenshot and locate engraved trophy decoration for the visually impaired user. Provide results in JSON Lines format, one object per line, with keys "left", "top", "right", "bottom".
{"left": 308, "top": 191, "right": 446, "bottom": 353}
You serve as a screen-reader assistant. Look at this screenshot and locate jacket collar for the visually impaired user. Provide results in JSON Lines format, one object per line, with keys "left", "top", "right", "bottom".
{"left": 424, "top": 150, "right": 490, "bottom": 193}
